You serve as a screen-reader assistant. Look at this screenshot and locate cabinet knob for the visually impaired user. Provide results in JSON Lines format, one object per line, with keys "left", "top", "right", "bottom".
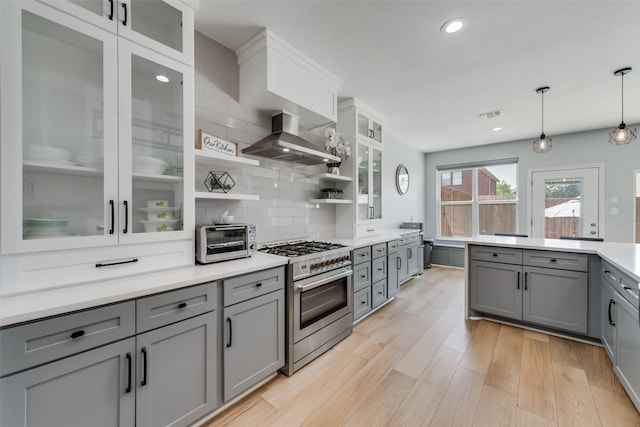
{"left": 177, "top": 302, "right": 187, "bottom": 309}
{"left": 70, "top": 330, "right": 85, "bottom": 339}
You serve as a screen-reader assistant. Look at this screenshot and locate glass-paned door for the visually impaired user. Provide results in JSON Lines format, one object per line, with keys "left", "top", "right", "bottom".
{"left": 1, "top": 1, "right": 118, "bottom": 253}
{"left": 531, "top": 167, "right": 600, "bottom": 239}
{"left": 371, "top": 146, "right": 382, "bottom": 219}
{"left": 118, "top": 41, "right": 186, "bottom": 239}
{"left": 356, "top": 141, "right": 370, "bottom": 221}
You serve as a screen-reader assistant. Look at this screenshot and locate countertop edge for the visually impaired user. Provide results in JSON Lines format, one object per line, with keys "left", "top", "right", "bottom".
{"left": 0, "top": 253, "right": 289, "bottom": 327}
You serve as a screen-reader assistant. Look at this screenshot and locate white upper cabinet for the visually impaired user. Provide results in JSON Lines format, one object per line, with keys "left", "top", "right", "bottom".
{"left": 336, "top": 99, "right": 384, "bottom": 238}
{"left": 1, "top": 0, "right": 194, "bottom": 256}
{"left": 37, "top": 0, "right": 193, "bottom": 65}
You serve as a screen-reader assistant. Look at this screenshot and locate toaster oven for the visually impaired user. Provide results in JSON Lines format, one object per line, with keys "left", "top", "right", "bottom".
{"left": 195, "top": 224, "right": 257, "bottom": 264}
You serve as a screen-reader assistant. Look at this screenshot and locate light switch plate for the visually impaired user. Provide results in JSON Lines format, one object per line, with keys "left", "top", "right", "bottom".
{"left": 611, "top": 207, "right": 619, "bottom": 216}
{"left": 610, "top": 196, "right": 619, "bottom": 205}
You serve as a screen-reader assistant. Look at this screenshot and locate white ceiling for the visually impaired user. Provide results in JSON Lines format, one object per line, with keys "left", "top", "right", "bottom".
{"left": 194, "top": 1, "right": 640, "bottom": 153}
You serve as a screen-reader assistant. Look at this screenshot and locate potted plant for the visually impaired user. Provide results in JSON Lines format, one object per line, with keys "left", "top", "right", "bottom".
{"left": 320, "top": 187, "right": 343, "bottom": 199}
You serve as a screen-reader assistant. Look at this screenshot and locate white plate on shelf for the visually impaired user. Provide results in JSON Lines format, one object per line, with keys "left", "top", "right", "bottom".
{"left": 24, "top": 158, "right": 78, "bottom": 167}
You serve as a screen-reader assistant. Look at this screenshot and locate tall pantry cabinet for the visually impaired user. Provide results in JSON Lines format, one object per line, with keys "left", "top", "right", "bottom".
{"left": 0, "top": 0, "right": 195, "bottom": 295}
{"left": 336, "top": 99, "right": 384, "bottom": 239}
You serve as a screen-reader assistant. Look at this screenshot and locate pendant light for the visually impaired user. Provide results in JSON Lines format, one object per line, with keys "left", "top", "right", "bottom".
{"left": 609, "top": 67, "right": 637, "bottom": 145}
{"left": 533, "top": 86, "right": 552, "bottom": 153}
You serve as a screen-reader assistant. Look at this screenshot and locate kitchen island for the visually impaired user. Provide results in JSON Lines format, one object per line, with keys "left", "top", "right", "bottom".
{"left": 465, "top": 235, "right": 640, "bottom": 412}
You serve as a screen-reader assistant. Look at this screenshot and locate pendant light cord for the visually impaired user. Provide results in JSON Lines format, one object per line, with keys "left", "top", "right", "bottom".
{"left": 621, "top": 72, "right": 625, "bottom": 122}
{"left": 541, "top": 90, "right": 545, "bottom": 134}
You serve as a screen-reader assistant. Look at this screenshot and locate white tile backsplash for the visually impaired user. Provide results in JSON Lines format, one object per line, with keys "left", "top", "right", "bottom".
{"left": 194, "top": 32, "right": 336, "bottom": 244}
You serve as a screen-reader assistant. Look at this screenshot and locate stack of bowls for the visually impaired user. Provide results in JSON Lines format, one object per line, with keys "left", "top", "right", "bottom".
{"left": 139, "top": 200, "right": 178, "bottom": 232}
{"left": 133, "top": 156, "right": 168, "bottom": 175}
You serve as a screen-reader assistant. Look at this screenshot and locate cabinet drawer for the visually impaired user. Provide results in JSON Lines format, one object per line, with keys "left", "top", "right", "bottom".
{"left": 402, "top": 233, "right": 421, "bottom": 245}
{"left": 355, "top": 223, "right": 382, "bottom": 238}
{"left": 372, "top": 243, "right": 387, "bottom": 259}
{"left": 353, "top": 263, "right": 371, "bottom": 292}
{"left": 523, "top": 250, "right": 588, "bottom": 272}
{"left": 372, "top": 280, "right": 387, "bottom": 308}
{"left": 0, "top": 301, "right": 135, "bottom": 376}
{"left": 372, "top": 257, "right": 386, "bottom": 283}
{"left": 387, "top": 239, "right": 401, "bottom": 254}
{"left": 601, "top": 261, "right": 622, "bottom": 289}
{"left": 223, "top": 267, "right": 285, "bottom": 307}
{"left": 469, "top": 245, "right": 522, "bottom": 265}
{"left": 354, "top": 287, "right": 372, "bottom": 320}
{"left": 136, "top": 282, "right": 217, "bottom": 333}
{"left": 353, "top": 246, "right": 371, "bottom": 264}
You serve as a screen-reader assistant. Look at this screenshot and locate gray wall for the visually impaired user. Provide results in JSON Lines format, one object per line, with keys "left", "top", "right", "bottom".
{"left": 382, "top": 133, "right": 425, "bottom": 229}
{"left": 424, "top": 126, "right": 640, "bottom": 244}
{"left": 194, "top": 31, "right": 424, "bottom": 242}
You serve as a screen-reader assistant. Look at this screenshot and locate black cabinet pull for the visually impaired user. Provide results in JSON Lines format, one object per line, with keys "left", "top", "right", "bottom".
{"left": 122, "top": 2, "right": 127, "bottom": 26}
{"left": 517, "top": 271, "right": 520, "bottom": 290}
{"left": 122, "top": 200, "right": 128, "bottom": 233}
{"left": 408, "top": 248, "right": 412, "bottom": 259}
{"left": 125, "top": 352, "right": 132, "bottom": 393}
{"left": 608, "top": 299, "right": 616, "bottom": 326}
{"left": 256, "top": 282, "right": 262, "bottom": 287}
{"left": 96, "top": 258, "right": 138, "bottom": 268}
{"left": 109, "top": 200, "right": 114, "bottom": 234}
{"left": 378, "top": 267, "right": 383, "bottom": 271}
{"left": 70, "top": 330, "right": 85, "bottom": 339}
{"left": 524, "top": 272, "right": 528, "bottom": 290}
{"left": 108, "top": 0, "right": 114, "bottom": 20}
{"left": 493, "top": 253, "right": 498, "bottom": 257}
{"left": 177, "top": 302, "right": 187, "bottom": 309}
{"left": 604, "top": 269, "right": 611, "bottom": 274}
{"left": 361, "top": 274, "right": 366, "bottom": 278}
{"left": 550, "top": 259, "right": 557, "bottom": 263}
{"left": 397, "top": 257, "right": 401, "bottom": 270}
{"left": 141, "top": 347, "right": 147, "bottom": 386}
{"left": 361, "top": 300, "right": 367, "bottom": 304}
{"left": 226, "top": 318, "right": 232, "bottom": 348}
{"left": 378, "top": 291, "right": 383, "bottom": 295}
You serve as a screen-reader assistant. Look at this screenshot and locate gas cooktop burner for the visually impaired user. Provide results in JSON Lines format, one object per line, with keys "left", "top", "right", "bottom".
{"left": 259, "top": 241, "right": 346, "bottom": 257}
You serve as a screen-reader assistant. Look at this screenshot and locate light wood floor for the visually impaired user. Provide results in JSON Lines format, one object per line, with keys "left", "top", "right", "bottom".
{"left": 205, "top": 266, "right": 640, "bottom": 427}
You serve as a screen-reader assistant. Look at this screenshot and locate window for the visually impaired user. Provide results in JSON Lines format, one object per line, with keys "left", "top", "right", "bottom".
{"left": 438, "top": 161, "right": 518, "bottom": 239}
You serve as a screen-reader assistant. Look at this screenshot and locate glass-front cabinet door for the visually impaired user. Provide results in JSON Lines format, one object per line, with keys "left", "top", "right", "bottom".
{"left": 39, "top": 0, "right": 193, "bottom": 65}
{"left": 1, "top": 1, "right": 119, "bottom": 253}
{"left": 356, "top": 141, "right": 370, "bottom": 221}
{"left": 118, "top": 40, "right": 190, "bottom": 242}
{"left": 371, "top": 146, "right": 382, "bottom": 220}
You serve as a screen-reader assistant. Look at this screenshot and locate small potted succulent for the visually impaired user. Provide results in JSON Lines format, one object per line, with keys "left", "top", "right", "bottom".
{"left": 320, "top": 187, "right": 343, "bottom": 199}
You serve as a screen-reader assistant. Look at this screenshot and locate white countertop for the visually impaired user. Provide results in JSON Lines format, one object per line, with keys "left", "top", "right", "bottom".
{"left": 467, "top": 236, "right": 640, "bottom": 283}
{"left": 331, "top": 229, "right": 422, "bottom": 248}
{"left": 0, "top": 253, "right": 288, "bottom": 327}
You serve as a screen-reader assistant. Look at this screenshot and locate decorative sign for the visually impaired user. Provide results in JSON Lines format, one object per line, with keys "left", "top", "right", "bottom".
{"left": 197, "top": 129, "right": 238, "bottom": 157}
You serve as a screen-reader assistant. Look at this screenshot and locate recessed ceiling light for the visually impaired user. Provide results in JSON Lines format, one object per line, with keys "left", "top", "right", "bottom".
{"left": 492, "top": 127, "right": 503, "bottom": 132}
{"left": 155, "top": 75, "right": 170, "bottom": 83}
{"left": 441, "top": 17, "right": 468, "bottom": 34}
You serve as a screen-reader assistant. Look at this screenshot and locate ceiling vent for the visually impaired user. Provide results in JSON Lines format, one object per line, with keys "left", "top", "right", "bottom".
{"left": 477, "top": 110, "right": 503, "bottom": 119}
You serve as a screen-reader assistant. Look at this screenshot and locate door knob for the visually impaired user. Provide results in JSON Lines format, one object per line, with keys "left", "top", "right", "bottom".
{"left": 591, "top": 223, "right": 596, "bottom": 227}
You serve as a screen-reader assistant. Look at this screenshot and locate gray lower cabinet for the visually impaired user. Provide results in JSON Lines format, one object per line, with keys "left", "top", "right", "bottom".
{"left": 469, "top": 260, "right": 522, "bottom": 320}
{"left": 614, "top": 292, "right": 640, "bottom": 411}
{"left": 135, "top": 312, "right": 217, "bottom": 427}
{"left": 222, "top": 272, "right": 284, "bottom": 402}
{"left": 406, "top": 243, "right": 419, "bottom": 277}
{"left": 388, "top": 234, "right": 420, "bottom": 288}
{"left": 522, "top": 266, "right": 588, "bottom": 334}
{"left": 0, "top": 337, "right": 136, "bottom": 427}
{"left": 468, "top": 245, "right": 589, "bottom": 335}
{"left": 353, "top": 286, "right": 372, "bottom": 319}
{"left": 601, "top": 274, "right": 617, "bottom": 361}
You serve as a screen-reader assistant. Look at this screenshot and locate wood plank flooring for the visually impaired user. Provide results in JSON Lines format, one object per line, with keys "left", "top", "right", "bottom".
{"left": 204, "top": 267, "right": 640, "bottom": 427}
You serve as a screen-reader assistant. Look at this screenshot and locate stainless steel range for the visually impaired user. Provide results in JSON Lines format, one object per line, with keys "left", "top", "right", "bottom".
{"left": 259, "top": 240, "right": 353, "bottom": 376}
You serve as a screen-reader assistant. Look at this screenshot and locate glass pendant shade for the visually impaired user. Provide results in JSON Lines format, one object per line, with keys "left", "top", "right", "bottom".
{"left": 609, "top": 67, "right": 636, "bottom": 145}
{"left": 609, "top": 122, "right": 637, "bottom": 145}
{"left": 533, "top": 133, "right": 552, "bottom": 153}
{"left": 533, "top": 86, "right": 551, "bottom": 153}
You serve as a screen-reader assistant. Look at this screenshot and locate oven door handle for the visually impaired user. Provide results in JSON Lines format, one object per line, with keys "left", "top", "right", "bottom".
{"left": 296, "top": 270, "right": 353, "bottom": 292}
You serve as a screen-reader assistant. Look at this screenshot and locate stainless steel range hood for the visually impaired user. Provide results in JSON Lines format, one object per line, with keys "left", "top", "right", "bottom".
{"left": 242, "top": 112, "right": 340, "bottom": 165}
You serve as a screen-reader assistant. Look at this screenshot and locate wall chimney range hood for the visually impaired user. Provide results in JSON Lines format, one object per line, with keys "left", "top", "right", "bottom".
{"left": 242, "top": 112, "right": 340, "bottom": 165}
